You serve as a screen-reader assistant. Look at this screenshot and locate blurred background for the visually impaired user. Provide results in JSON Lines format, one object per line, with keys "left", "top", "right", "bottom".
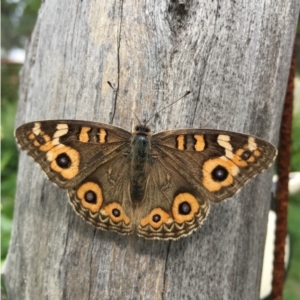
{"left": 1, "top": 1, "right": 299, "bottom": 298}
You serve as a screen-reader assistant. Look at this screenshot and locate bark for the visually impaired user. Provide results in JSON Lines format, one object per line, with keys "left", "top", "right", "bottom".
{"left": 3, "top": 1, "right": 299, "bottom": 299}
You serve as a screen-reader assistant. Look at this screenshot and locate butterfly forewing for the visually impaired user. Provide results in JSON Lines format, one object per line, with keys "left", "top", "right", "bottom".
{"left": 15, "top": 120, "right": 132, "bottom": 188}
{"left": 152, "top": 129, "right": 277, "bottom": 202}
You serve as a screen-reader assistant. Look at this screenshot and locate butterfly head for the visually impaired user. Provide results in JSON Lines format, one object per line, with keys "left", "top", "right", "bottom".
{"left": 134, "top": 125, "right": 151, "bottom": 135}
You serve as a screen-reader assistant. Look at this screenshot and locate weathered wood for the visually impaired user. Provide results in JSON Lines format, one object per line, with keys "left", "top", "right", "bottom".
{"left": 3, "top": 1, "right": 299, "bottom": 299}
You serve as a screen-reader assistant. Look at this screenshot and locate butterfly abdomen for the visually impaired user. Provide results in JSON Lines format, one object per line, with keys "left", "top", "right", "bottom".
{"left": 130, "top": 133, "right": 150, "bottom": 205}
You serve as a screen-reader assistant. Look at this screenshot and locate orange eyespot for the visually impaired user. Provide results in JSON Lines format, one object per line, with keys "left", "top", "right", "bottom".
{"left": 172, "top": 193, "right": 200, "bottom": 223}
{"left": 77, "top": 182, "right": 103, "bottom": 213}
{"left": 47, "top": 146, "right": 80, "bottom": 179}
{"left": 140, "top": 208, "right": 171, "bottom": 229}
{"left": 202, "top": 156, "right": 239, "bottom": 192}
{"left": 103, "top": 202, "right": 130, "bottom": 225}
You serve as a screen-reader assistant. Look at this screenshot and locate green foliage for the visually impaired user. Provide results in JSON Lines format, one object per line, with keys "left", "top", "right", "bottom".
{"left": 283, "top": 192, "right": 300, "bottom": 300}
{"left": 1, "top": 64, "right": 20, "bottom": 262}
{"left": 1, "top": 0, "right": 41, "bottom": 50}
{"left": 291, "top": 110, "right": 300, "bottom": 172}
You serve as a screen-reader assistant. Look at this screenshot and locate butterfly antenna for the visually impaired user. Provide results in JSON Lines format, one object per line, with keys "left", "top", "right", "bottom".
{"left": 145, "top": 90, "right": 191, "bottom": 125}
{"left": 107, "top": 81, "right": 142, "bottom": 125}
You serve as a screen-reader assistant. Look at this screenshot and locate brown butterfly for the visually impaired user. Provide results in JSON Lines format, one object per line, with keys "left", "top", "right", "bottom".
{"left": 15, "top": 115, "right": 277, "bottom": 239}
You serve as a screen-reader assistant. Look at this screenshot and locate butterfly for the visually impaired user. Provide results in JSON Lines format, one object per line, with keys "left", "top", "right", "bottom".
{"left": 15, "top": 116, "right": 277, "bottom": 240}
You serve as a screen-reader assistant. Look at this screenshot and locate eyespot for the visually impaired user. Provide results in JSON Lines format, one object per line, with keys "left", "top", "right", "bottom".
{"left": 56, "top": 153, "right": 71, "bottom": 169}
{"left": 233, "top": 147, "right": 262, "bottom": 166}
{"left": 47, "top": 146, "right": 80, "bottom": 179}
{"left": 77, "top": 182, "right": 103, "bottom": 213}
{"left": 202, "top": 156, "right": 239, "bottom": 192}
{"left": 172, "top": 193, "right": 200, "bottom": 223}
{"left": 84, "top": 191, "right": 97, "bottom": 204}
{"left": 103, "top": 202, "right": 130, "bottom": 225}
{"left": 211, "top": 165, "right": 229, "bottom": 182}
{"left": 27, "top": 128, "right": 51, "bottom": 150}
{"left": 241, "top": 150, "right": 251, "bottom": 160}
{"left": 178, "top": 201, "right": 191, "bottom": 215}
{"left": 140, "top": 208, "right": 171, "bottom": 229}
{"left": 36, "top": 134, "right": 47, "bottom": 145}
{"left": 112, "top": 208, "right": 121, "bottom": 217}
{"left": 152, "top": 214, "right": 161, "bottom": 223}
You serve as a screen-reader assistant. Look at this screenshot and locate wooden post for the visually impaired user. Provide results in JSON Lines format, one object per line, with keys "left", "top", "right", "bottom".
{"left": 3, "top": 1, "right": 299, "bottom": 299}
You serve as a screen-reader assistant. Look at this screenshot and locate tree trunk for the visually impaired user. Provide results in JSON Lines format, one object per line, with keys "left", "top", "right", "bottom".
{"left": 3, "top": 1, "right": 299, "bottom": 299}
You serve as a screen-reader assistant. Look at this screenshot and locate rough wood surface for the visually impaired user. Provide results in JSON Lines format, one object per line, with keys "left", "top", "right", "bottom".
{"left": 3, "top": 1, "right": 299, "bottom": 299}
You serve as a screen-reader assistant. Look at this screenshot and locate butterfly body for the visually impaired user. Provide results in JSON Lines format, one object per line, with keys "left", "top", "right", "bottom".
{"left": 15, "top": 120, "right": 277, "bottom": 240}
{"left": 130, "top": 126, "right": 152, "bottom": 204}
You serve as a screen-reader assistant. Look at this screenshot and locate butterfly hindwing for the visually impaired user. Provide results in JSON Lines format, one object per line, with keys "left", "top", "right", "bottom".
{"left": 68, "top": 153, "right": 134, "bottom": 235}
{"left": 136, "top": 157, "right": 210, "bottom": 239}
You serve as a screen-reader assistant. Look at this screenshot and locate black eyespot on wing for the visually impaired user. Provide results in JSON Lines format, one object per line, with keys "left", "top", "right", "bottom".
{"left": 241, "top": 150, "right": 252, "bottom": 160}
{"left": 152, "top": 214, "right": 161, "bottom": 223}
{"left": 84, "top": 190, "right": 97, "bottom": 203}
{"left": 36, "top": 135, "right": 46, "bottom": 145}
{"left": 112, "top": 208, "right": 121, "bottom": 217}
{"left": 178, "top": 201, "right": 191, "bottom": 215}
{"left": 212, "top": 165, "right": 229, "bottom": 182}
{"left": 56, "top": 153, "right": 71, "bottom": 169}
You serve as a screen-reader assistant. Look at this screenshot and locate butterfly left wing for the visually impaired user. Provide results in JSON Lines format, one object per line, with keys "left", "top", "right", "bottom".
{"left": 136, "top": 129, "right": 277, "bottom": 240}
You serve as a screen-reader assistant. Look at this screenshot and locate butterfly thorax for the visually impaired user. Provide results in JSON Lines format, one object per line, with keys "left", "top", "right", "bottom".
{"left": 130, "top": 125, "right": 151, "bottom": 205}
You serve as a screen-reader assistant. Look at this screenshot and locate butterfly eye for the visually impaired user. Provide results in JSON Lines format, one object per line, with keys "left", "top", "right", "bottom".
{"left": 211, "top": 166, "right": 229, "bottom": 182}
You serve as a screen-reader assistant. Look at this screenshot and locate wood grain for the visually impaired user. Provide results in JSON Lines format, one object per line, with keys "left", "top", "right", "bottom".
{"left": 3, "top": 0, "right": 299, "bottom": 299}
